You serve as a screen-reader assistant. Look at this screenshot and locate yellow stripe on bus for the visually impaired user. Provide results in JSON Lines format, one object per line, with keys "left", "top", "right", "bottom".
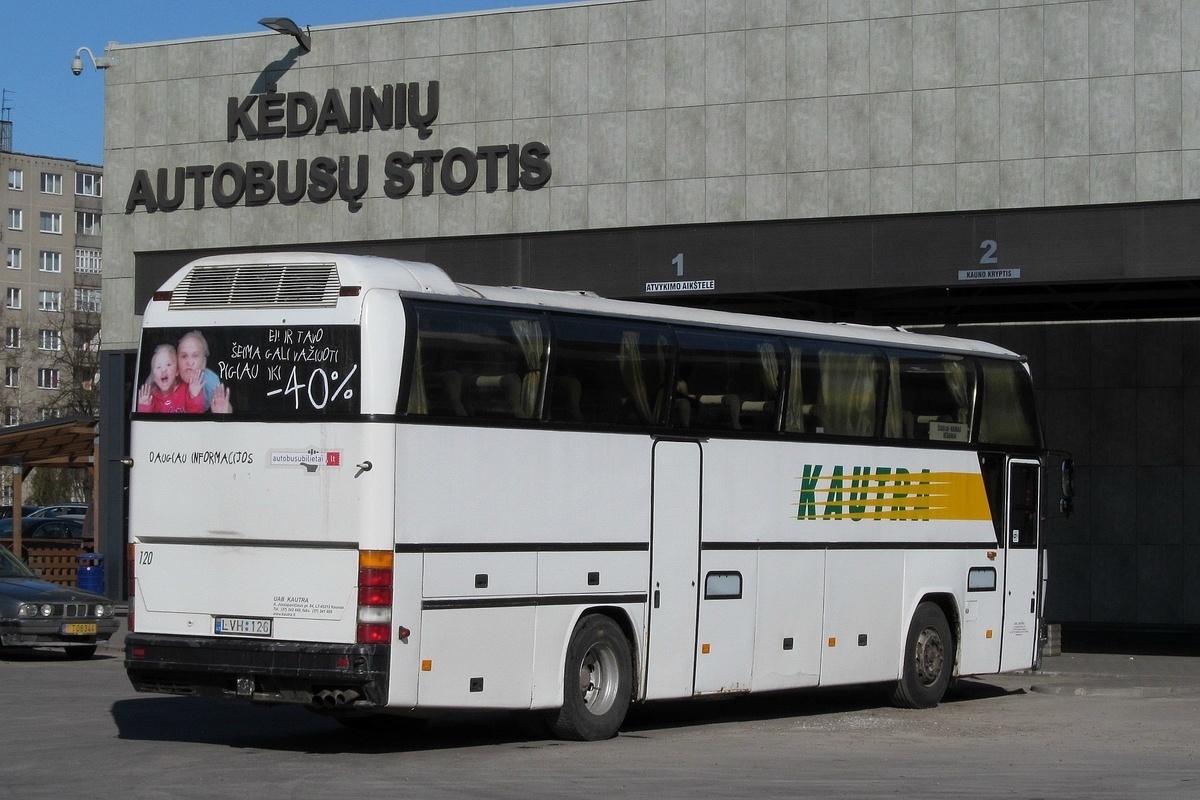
{"left": 794, "top": 470, "right": 992, "bottom": 522}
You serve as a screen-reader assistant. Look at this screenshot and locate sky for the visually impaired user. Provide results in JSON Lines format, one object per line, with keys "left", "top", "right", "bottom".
{"left": 0, "top": 0, "right": 567, "bottom": 166}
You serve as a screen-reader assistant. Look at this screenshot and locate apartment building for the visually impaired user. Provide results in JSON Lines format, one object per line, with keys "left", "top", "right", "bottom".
{"left": 1, "top": 133, "right": 102, "bottom": 501}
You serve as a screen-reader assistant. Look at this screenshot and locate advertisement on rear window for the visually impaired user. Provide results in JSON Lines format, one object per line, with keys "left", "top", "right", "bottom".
{"left": 134, "top": 326, "right": 360, "bottom": 416}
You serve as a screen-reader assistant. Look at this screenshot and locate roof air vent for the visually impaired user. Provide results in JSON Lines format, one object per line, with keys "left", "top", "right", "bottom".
{"left": 169, "top": 262, "right": 341, "bottom": 309}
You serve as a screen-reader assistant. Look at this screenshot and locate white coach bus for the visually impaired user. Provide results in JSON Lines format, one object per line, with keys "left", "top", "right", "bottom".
{"left": 124, "top": 252, "right": 1066, "bottom": 740}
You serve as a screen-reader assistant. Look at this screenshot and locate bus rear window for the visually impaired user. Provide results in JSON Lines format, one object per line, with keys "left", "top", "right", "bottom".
{"left": 133, "top": 325, "right": 361, "bottom": 416}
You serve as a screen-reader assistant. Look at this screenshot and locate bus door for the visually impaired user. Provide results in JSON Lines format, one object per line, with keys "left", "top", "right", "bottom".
{"left": 999, "top": 458, "right": 1042, "bottom": 671}
{"left": 644, "top": 439, "right": 702, "bottom": 700}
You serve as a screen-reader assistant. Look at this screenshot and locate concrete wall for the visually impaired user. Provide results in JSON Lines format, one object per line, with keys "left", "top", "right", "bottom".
{"left": 102, "top": 0, "right": 1200, "bottom": 347}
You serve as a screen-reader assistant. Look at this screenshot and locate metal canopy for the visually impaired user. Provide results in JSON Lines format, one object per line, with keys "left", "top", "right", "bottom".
{"left": 0, "top": 416, "right": 98, "bottom": 470}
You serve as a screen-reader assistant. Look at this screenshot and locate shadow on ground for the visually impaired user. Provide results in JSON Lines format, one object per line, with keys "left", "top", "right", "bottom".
{"left": 110, "top": 676, "right": 1021, "bottom": 754}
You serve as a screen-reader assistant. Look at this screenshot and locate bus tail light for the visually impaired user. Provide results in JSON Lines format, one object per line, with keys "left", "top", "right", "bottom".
{"left": 358, "top": 585, "right": 393, "bottom": 606}
{"left": 357, "top": 623, "right": 392, "bottom": 643}
{"left": 357, "top": 550, "right": 393, "bottom": 644}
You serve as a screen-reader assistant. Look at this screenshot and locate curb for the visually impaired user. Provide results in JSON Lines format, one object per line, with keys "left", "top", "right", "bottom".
{"left": 1029, "top": 684, "right": 1200, "bottom": 698}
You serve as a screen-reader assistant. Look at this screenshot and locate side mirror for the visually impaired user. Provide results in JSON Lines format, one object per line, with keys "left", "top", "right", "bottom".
{"left": 1058, "top": 456, "right": 1075, "bottom": 517}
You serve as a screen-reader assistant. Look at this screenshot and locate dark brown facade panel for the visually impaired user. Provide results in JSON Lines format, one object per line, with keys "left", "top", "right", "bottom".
{"left": 1138, "top": 204, "right": 1200, "bottom": 279}
{"left": 994, "top": 207, "right": 1131, "bottom": 282}
{"left": 632, "top": 225, "right": 758, "bottom": 294}
{"left": 525, "top": 230, "right": 633, "bottom": 292}
{"left": 868, "top": 216, "right": 973, "bottom": 289}
{"left": 751, "top": 218, "right": 873, "bottom": 293}
{"left": 134, "top": 201, "right": 1200, "bottom": 317}
{"left": 424, "top": 237, "right": 526, "bottom": 287}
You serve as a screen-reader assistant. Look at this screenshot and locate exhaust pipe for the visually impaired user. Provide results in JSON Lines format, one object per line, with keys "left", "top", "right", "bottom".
{"left": 312, "top": 688, "right": 361, "bottom": 707}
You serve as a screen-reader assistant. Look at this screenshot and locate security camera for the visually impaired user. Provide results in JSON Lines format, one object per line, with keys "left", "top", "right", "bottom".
{"left": 71, "top": 46, "right": 116, "bottom": 75}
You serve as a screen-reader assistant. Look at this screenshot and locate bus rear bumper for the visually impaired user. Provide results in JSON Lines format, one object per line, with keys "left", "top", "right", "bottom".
{"left": 124, "top": 632, "right": 389, "bottom": 707}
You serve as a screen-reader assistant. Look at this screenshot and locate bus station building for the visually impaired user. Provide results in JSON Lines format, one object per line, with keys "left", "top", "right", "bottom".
{"left": 98, "top": 0, "right": 1200, "bottom": 637}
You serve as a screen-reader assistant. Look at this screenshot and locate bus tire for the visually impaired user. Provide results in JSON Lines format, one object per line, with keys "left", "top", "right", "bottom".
{"left": 545, "top": 614, "right": 632, "bottom": 741}
{"left": 889, "top": 601, "right": 952, "bottom": 709}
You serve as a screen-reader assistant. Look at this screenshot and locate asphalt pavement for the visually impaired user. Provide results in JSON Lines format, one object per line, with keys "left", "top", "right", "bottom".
{"left": 15, "top": 614, "right": 1197, "bottom": 800}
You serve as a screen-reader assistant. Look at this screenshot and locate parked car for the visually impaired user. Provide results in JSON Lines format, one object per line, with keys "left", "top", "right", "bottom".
{"left": 0, "top": 545, "right": 117, "bottom": 659}
{"left": 27, "top": 504, "right": 88, "bottom": 519}
{"left": 0, "top": 506, "right": 39, "bottom": 519}
{"left": 0, "top": 516, "right": 87, "bottom": 540}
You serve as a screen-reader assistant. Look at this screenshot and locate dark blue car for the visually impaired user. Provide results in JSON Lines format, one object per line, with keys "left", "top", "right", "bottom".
{"left": 0, "top": 546, "right": 117, "bottom": 659}
{"left": 0, "top": 515, "right": 87, "bottom": 540}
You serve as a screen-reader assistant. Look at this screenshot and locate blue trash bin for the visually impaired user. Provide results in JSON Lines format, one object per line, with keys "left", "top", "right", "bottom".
{"left": 78, "top": 553, "right": 105, "bottom": 595}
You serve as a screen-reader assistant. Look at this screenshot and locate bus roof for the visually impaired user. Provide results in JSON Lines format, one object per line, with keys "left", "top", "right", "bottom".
{"left": 460, "top": 282, "right": 1021, "bottom": 359}
{"left": 160, "top": 251, "right": 1022, "bottom": 361}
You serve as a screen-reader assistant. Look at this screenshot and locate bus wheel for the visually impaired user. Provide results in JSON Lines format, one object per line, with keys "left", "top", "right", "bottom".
{"left": 889, "top": 602, "right": 952, "bottom": 709}
{"left": 545, "top": 614, "right": 632, "bottom": 741}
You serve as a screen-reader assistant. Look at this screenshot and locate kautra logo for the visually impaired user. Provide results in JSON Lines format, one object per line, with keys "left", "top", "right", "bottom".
{"left": 795, "top": 464, "right": 991, "bottom": 522}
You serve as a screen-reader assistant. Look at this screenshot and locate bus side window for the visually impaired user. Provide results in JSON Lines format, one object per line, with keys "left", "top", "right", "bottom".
{"left": 672, "top": 330, "right": 784, "bottom": 433}
{"left": 405, "top": 304, "right": 548, "bottom": 421}
{"left": 547, "top": 316, "right": 673, "bottom": 426}
{"left": 813, "top": 343, "right": 883, "bottom": 438}
{"left": 783, "top": 341, "right": 822, "bottom": 433}
{"left": 883, "top": 352, "right": 976, "bottom": 443}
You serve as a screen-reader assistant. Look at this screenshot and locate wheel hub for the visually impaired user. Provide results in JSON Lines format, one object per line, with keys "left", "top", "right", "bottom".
{"left": 579, "top": 642, "right": 619, "bottom": 715}
{"left": 914, "top": 626, "right": 945, "bottom": 687}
